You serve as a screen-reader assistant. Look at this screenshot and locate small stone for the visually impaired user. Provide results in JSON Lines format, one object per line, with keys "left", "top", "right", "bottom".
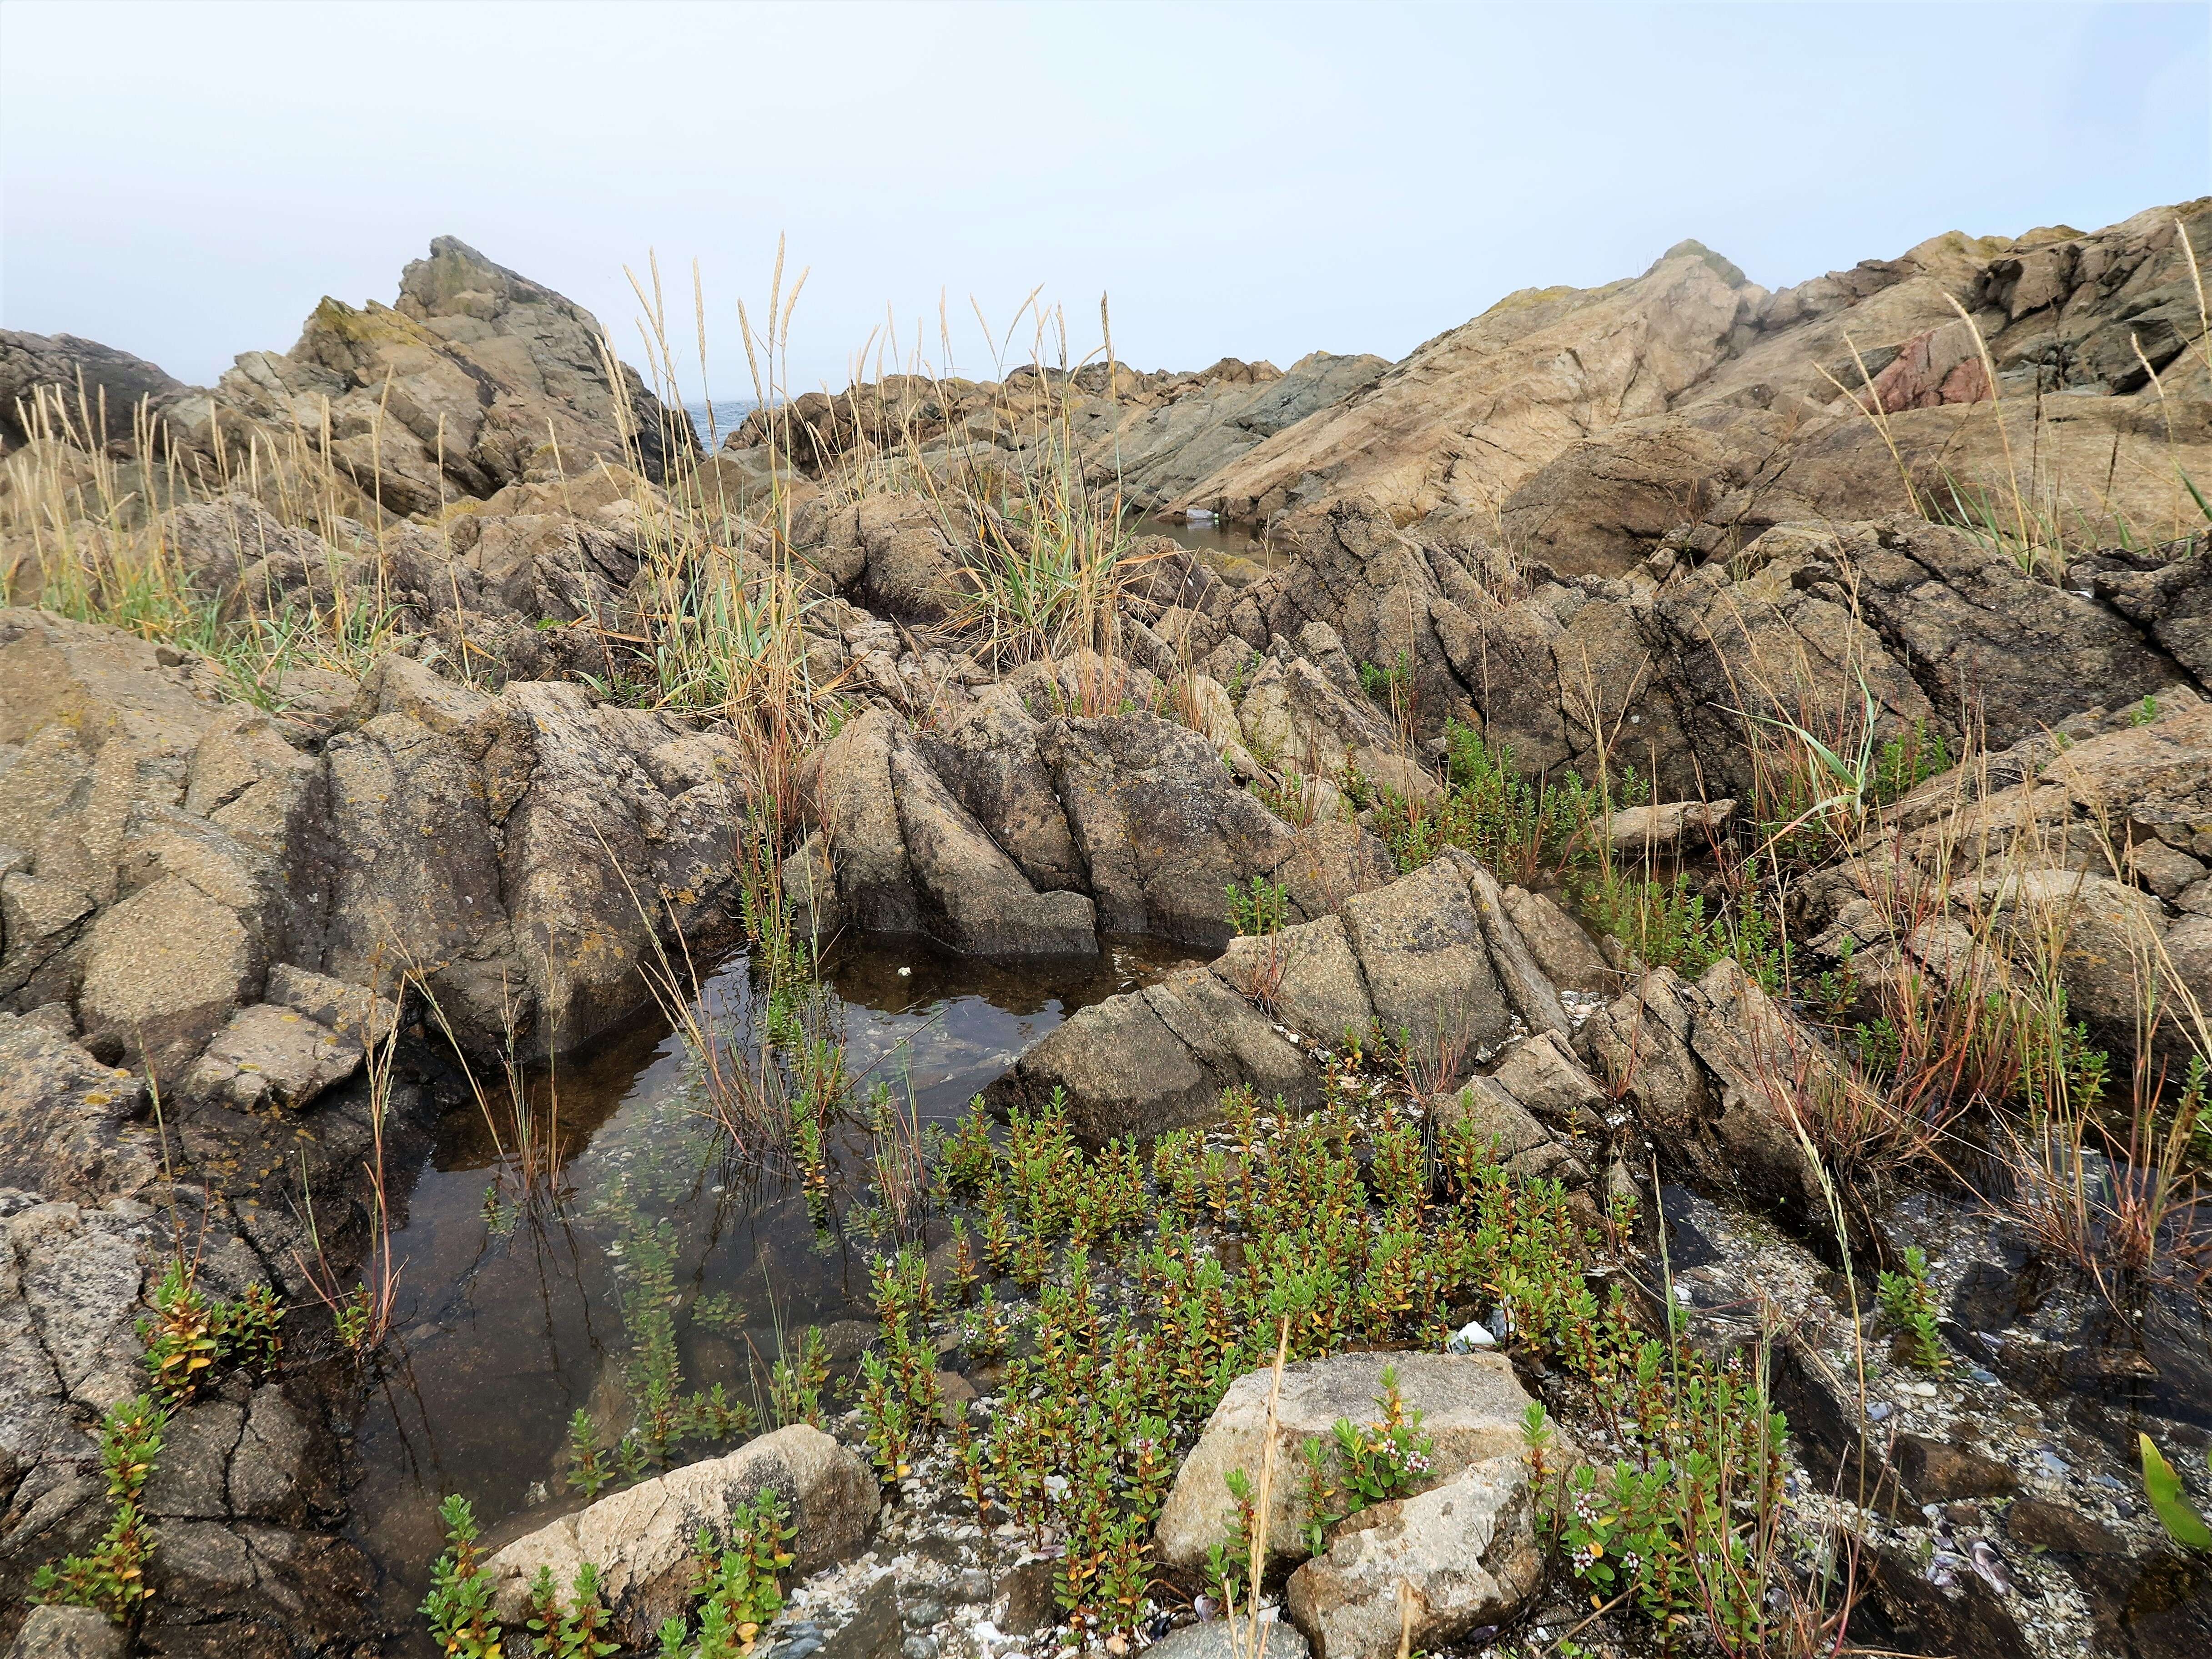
{"left": 1447, "top": 1318, "right": 1497, "bottom": 1351}
{"left": 1970, "top": 1367, "right": 1999, "bottom": 1385}
{"left": 1907, "top": 1382, "right": 1938, "bottom": 1398}
{"left": 903, "top": 1638, "right": 940, "bottom": 1659}
{"left": 905, "top": 1602, "right": 945, "bottom": 1632}
{"left": 1867, "top": 1402, "right": 1893, "bottom": 1422}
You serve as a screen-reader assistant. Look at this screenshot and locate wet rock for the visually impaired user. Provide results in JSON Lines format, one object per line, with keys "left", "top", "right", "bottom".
{"left": 1285, "top": 1453, "right": 1543, "bottom": 1659}
{"left": 486, "top": 1424, "right": 878, "bottom": 1645}
{"left": 1155, "top": 1352, "right": 1542, "bottom": 1569}
{"left": 2005, "top": 1496, "right": 2127, "bottom": 1554}
{"left": 1892, "top": 1433, "right": 2020, "bottom": 1503}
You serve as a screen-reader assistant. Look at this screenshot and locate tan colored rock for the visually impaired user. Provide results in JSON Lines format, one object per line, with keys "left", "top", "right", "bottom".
{"left": 1155, "top": 1352, "right": 1539, "bottom": 1569}
{"left": 182, "top": 1004, "right": 362, "bottom": 1112}
{"left": 1486, "top": 1029, "right": 1609, "bottom": 1128}
{"left": 1180, "top": 243, "right": 1748, "bottom": 524}
{"left": 1213, "top": 913, "right": 1372, "bottom": 1044}
{"left": 76, "top": 877, "right": 261, "bottom": 1081}
{"left": 1499, "top": 886, "right": 1613, "bottom": 996}
{"left": 213, "top": 236, "right": 694, "bottom": 515}
{"left": 1433, "top": 1076, "right": 1587, "bottom": 1185}
{"left": 0, "top": 1013, "right": 152, "bottom": 1202}
{"left": 1606, "top": 799, "right": 1736, "bottom": 853}
{"left": 1285, "top": 1454, "right": 1543, "bottom": 1659}
{"left": 485, "top": 1425, "right": 876, "bottom": 1647}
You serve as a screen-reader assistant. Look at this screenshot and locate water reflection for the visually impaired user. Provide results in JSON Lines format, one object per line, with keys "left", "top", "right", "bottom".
{"left": 344, "top": 935, "right": 1192, "bottom": 1639}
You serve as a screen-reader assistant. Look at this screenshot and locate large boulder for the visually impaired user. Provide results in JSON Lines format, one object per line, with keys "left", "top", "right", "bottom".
{"left": 1154, "top": 1352, "right": 1542, "bottom": 1569}
{"left": 485, "top": 1425, "right": 877, "bottom": 1647}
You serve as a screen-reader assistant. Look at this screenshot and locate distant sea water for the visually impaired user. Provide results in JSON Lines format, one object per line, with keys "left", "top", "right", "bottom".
{"left": 680, "top": 398, "right": 759, "bottom": 451}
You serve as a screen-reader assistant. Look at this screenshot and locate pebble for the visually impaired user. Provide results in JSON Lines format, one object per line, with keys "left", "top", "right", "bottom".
{"left": 1969, "top": 1367, "right": 1999, "bottom": 1385}
{"left": 903, "top": 1639, "right": 940, "bottom": 1659}
{"left": 1868, "top": 1402, "right": 1893, "bottom": 1422}
{"left": 2037, "top": 1452, "right": 2071, "bottom": 1480}
{"left": 1907, "top": 1382, "right": 1938, "bottom": 1398}
{"left": 905, "top": 1603, "right": 945, "bottom": 1632}
{"left": 1447, "top": 1318, "right": 1496, "bottom": 1351}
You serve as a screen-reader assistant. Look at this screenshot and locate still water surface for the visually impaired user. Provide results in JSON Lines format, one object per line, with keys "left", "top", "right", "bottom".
{"left": 347, "top": 936, "right": 1195, "bottom": 1631}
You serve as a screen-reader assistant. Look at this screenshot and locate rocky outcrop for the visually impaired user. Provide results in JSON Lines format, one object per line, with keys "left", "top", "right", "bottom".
{"left": 211, "top": 237, "right": 695, "bottom": 515}
{"left": 485, "top": 1425, "right": 878, "bottom": 1646}
{"left": 1172, "top": 202, "right": 2209, "bottom": 582}
{"left": 1500, "top": 206, "right": 2212, "bottom": 576}
{"left": 801, "top": 707, "right": 1098, "bottom": 958}
{"left": 1, "top": 611, "right": 752, "bottom": 1071}
{"left": 1063, "top": 352, "right": 1393, "bottom": 512}
{"left": 1181, "top": 241, "right": 1753, "bottom": 525}
{"left": 1004, "top": 851, "right": 1571, "bottom": 1144}
{"left": 0, "top": 331, "right": 194, "bottom": 452}
{"left": 1577, "top": 959, "right": 1833, "bottom": 1226}
{"left": 728, "top": 355, "right": 1389, "bottom": 516}
{"left": 1797, "top": 693, "right": 2212, "bottom": 1066}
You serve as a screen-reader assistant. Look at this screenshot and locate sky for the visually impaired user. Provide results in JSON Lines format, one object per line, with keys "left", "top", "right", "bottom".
{"left": 2, "top": 0, "right": 2206, "bottom": 403}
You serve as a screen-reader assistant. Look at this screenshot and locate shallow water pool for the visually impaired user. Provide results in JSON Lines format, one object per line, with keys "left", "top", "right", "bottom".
{"left": 344, "top": 935, "right": 1195, "bottom": 1637}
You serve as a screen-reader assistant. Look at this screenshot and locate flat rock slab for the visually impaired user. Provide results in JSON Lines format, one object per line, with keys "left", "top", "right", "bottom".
{"left": 1154, "top": 1352, "right": 1537, "bottom": 1569}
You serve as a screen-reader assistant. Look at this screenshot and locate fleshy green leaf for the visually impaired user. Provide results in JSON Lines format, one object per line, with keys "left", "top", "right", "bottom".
{"left": 2140, "top": 1433, "right": 2212, "bottom": 1550}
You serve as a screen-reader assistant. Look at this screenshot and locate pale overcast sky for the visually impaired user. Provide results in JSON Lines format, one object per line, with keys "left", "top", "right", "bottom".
{"left": 2, "top": 1, "right": 2205, "bottom": 401}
